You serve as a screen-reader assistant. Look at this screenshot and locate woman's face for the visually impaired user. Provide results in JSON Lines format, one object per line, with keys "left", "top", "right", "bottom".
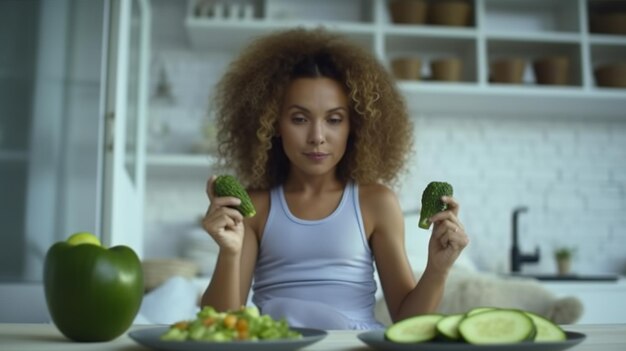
{"left": 278, "top": 77, "right": 350, "bottom": 178}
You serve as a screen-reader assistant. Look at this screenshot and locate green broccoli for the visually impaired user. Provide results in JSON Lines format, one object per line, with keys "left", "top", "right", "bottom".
{"left": 213, "top": 175, "right": 256, "bottom": 217}
{"left": 418, "top": 181, "right": 454, "bottom": 229}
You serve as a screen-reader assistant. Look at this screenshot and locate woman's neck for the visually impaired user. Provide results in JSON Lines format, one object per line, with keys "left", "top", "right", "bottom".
{"left": 283, "top": 171, "right": 344, "bottom": 194}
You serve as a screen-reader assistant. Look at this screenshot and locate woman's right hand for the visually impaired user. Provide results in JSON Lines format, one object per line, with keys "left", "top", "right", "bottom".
{"left": 202, "top": 175, "right": 245, "bottom": 255}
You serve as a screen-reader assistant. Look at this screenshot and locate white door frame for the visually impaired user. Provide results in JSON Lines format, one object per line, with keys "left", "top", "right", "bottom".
{"left": 102, "top": 0, "right": 150, "bottom": 256}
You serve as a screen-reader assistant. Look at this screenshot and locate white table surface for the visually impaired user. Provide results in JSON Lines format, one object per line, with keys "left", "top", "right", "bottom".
{"left": 0, "top": 323, "right": 625, "bottom": 351}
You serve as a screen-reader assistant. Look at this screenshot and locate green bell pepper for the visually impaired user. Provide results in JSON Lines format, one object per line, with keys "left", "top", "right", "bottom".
{"left": 43, "top": 234, "right": 144, "bottom": 342}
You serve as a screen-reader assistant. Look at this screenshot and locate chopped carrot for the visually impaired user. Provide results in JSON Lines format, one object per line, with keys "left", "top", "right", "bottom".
{"left": 236, "top": 318, "right": 249, "bottom": 333}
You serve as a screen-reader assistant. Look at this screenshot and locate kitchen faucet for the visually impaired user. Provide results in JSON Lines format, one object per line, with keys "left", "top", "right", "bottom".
{"left": 511, "top": 206, "right": 540, "bottom": 273}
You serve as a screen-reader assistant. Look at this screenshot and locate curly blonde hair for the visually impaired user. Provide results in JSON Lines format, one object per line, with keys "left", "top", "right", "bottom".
{"left": 212, "top": 28, "right": 413, "bottom": 189}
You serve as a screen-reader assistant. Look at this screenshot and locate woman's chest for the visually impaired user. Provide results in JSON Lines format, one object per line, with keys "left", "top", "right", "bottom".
{"left": 283, "top": 191, "right": 344, "bottom": 220}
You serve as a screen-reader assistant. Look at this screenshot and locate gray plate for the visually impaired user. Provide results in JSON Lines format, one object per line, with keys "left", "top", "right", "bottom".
{"left": 128, "top": 326, "right": 327, "bottom": 351}
{"left": 357, "top": 330, "right": 586, "bottom": 351}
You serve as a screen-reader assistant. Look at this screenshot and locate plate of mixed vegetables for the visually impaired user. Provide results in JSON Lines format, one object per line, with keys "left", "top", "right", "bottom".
{"left": 128, "top": 306, "right": 327, "bottom": 351}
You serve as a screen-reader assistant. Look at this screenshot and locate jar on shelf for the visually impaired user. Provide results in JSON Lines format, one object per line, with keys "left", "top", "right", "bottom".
{"left": 490, "top": 58, "right": 526, "bottom": 84}
{"left": 389, "top": 0, "right": 428, "bottom": 25}
{"left": 589, "top": 1, "right": 626, "bottom": 35}
{"left": 533, "top": 56, "right": 570, "bottom": 86}
{"left": 429, "top": 0, "right": 472, "bottom": 27}
{"left": 431, "top": 58, "right": 463, "bottom": 81}
{"left": 594, "top": 62, "right": 626, "bottom": 88}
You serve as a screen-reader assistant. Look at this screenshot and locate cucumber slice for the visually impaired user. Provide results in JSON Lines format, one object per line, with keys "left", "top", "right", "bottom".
{"left": 436, "top": 313, "right": 464, "bottom": 341}
{"left": 466, "top": 306, "right": 496, "bottom": 317}
{"left": 459, "top": 309, "right": 536, "bottom": 344}
{"left": 385, "top": 314, "right": 444, "bottom": 343}
{"left": 524, "top": 312, "right": 567, "bottom": 342}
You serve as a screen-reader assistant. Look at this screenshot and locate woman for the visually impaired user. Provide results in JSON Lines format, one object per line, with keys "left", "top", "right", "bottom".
{"left": 201, "top": 28, "right": 469, "bottom": 330}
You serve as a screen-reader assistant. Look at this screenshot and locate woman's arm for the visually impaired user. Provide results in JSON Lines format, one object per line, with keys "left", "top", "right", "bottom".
{"left": 199, "top": 177, "right": 261, "bottom": 311}
{"left": 365, "top": 185, "right": 468, "bottom": 322}
{"left": 200, "top": 225, "right": 258, "bottom": 311}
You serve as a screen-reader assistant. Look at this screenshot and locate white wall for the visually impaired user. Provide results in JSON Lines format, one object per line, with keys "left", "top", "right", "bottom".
{"left": 400, "top": 114, "right": 626, "bottom": 275}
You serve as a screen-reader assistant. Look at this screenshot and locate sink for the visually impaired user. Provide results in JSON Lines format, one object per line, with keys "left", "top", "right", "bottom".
{"left": 508, "top": 273, "right": 620, "bottom": 282}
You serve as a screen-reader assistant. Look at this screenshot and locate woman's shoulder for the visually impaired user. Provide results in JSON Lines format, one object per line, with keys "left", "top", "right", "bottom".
{"left": 244, "top": 189, "right": 271, "bottom": 233}
{"left": 358, "top": 182, "right": 397, "bottom": 199}
{"left": 247, "top": 188, "right": 271, "bottom": 212}
{"left": 357, "top": 182, "right": 401, "bottom": 213}
{"left": 357, "top": 183, "right": 403, "bottom": 237}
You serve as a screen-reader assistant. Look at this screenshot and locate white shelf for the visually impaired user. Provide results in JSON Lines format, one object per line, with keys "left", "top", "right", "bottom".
{"left": 399, "top": 82, "right": 626, "bottom": 118}
{"left": 589, "top": 35, "right": 626, "bottom": 46}
{"left": 485, "top": 31, "right": 581, "bottom": 43}
{"left": 383, "top": 25, "right": 477, "bottom": 39}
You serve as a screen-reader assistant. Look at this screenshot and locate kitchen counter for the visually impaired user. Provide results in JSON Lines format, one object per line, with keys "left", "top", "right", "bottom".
{"left": 1, "top": 323, "right": 625, "bottom": 350}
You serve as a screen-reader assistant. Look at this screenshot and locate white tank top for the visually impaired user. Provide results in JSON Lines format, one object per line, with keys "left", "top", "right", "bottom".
{"left": 252, "top": 182, "right": 384, "bottom": 330}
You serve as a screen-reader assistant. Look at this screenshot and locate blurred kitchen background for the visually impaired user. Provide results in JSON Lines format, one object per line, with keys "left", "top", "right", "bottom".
{"left": 1, "top": 0, "right": 625, "bottom": 323}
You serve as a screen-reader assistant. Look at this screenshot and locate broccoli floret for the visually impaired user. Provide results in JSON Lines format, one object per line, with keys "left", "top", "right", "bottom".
{"left": 213, "top": 175, "right": 256, "bottom": 217}
{"left": 418, "top": 181, "right": 454, "bottom": 229}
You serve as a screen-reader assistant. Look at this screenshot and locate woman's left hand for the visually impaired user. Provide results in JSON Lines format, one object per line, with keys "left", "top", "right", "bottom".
{"left": 426, "top": 196, "right": 469, "bottom": 274}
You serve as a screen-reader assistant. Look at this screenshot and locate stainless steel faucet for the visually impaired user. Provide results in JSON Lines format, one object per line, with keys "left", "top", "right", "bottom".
{"left": 511, "top": 206, "right": 540, "bottom": 273}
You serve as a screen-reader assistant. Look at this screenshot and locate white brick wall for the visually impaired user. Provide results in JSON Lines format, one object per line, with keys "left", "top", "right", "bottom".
{"left": 397, "top": 114, "right": 626, "bottom": 275}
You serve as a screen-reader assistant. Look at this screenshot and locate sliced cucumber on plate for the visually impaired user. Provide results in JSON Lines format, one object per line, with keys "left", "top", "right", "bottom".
{"left": 465, "top": 306, "right": 496, "bottom": 317}
{"left": 385, "top": 314, "right": 444, "bottom": 343}
{"left": 436, "top": 313, "right": 464, "bottom": 341}
{"left": 524, "top": 311, "right": 567, "bottom": 342}
{"left": 384, "top": 307, "right": 568, "bottom": 345}
{"left": 459, "top": 309, "right": 536, "bottom": 344}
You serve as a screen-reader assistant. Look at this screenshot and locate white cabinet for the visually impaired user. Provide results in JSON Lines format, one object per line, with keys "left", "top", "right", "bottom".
{"left": 181, "top": 0, "right": 626, "bottom": 117}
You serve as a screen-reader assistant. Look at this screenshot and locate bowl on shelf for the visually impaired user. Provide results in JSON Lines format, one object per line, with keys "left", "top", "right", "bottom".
{"left": 533, "top": 56, "right": 570, "bottom": 85}
{"left": 589, "top": 12, "right": 626, "bottom": 35}
{"left": 594, "top": 63, "right": 626, "bottom": 88}
{"left": 389, "top": 0, "right": 428, "bottom": 25}
{"left": 429, "top": 0, "right": 472, "bottom": 27}
{"left": 391, "top": 57, "right": 422, "bottom": 80}
{"left": 430, "top": 58, "right": 462, "bottom": 81}
{"left": 490, "top": 58, "right": 526, "bottom": 84}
